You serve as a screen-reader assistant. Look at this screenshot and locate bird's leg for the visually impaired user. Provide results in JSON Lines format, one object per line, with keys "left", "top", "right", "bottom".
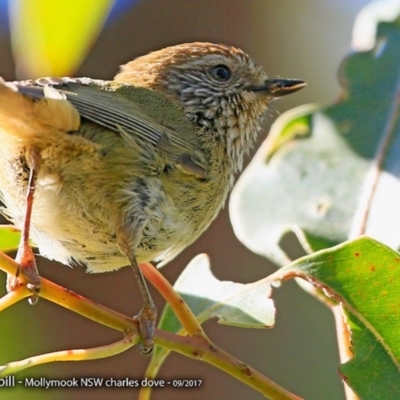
{"left": 6, "top": 149, "right": 41, "bottom": 305}
{"left": 118, "top": 235, "right": 157, "bottom": 355}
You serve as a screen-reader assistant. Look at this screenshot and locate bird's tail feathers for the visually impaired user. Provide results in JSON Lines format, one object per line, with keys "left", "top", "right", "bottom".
{"left": 0, "top": 78, "right": 80, "bottom": 141}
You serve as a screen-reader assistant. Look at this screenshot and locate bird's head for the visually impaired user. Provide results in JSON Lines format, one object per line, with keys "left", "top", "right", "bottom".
{"left": 115, "top": 42, "right": 305, "bottom": 171}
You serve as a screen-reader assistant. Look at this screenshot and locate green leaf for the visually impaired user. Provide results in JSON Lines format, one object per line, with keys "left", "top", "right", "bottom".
{"left": 230, "top": 6, "right": 400, "bottom": 265}
{"left": 341, "top": 311, "right": 400, "bottom": 400}
{"left": 277, "top": 236, "right": 400, "bottom": 399}
{"left": 0, "top": 225, "right": 20, "bottom": 253}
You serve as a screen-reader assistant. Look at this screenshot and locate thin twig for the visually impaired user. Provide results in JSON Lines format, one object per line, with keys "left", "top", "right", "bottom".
{"left": 140, "top": 262, "right": 206, "bottom": 337}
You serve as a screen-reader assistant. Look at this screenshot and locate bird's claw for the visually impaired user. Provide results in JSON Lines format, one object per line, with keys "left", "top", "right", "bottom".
{"left": 135, "top": 303, "right": 157, "bottom": 356}
{"left": 6, "top": 240, "right": 41, "bottom": 305}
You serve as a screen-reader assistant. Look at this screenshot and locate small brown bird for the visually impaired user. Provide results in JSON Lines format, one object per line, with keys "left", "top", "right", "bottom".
{"left": 0, "top": 42, "right": 305, "bottom": 353}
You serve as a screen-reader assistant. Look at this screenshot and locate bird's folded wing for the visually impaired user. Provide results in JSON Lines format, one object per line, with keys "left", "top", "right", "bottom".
{"left": 15, "top": 77, "right": 207, "bottom": 178}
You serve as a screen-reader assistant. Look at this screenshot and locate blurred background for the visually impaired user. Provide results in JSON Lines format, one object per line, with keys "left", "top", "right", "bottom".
{"left": 0, "top": 0, "right": 373, "bottom": 399}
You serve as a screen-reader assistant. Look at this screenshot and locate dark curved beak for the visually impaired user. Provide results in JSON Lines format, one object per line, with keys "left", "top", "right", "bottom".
{"left": 249, "top": 78, "right": 306, "bottom": 97}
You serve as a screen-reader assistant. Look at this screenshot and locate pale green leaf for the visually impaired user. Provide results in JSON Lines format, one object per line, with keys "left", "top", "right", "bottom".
{"left": 159, "top": 254, "right": 275, "bottom": 334}
{"left": 230, "top": 4, "right": 400, "bottom": 266}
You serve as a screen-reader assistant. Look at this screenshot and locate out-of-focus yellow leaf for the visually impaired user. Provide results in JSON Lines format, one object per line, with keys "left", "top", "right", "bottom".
{"left": 9, "top": 0, "right": 114, "bottom": 78}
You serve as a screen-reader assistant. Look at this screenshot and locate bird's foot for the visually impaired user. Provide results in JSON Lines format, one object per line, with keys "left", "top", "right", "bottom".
{"left": 6, "top": 240, "right": 41, "bottom": 305}
{"left": 135, "top": 303, "right": 157, "bottom": 355}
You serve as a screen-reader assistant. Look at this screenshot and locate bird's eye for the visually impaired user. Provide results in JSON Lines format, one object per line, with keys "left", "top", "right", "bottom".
{"left": 210, "top": 65, "right": 231, "bottom": 81}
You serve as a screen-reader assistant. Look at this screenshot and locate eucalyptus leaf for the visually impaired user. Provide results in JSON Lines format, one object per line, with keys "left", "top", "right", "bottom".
{"left": 159, "top": 254, "right": 275, "bottom": 334}
{"left": 275, "top": 236, "right": 400, "bottom": 399}
{"left": 230, "top": 9, "right": 400, "bottom": 266}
